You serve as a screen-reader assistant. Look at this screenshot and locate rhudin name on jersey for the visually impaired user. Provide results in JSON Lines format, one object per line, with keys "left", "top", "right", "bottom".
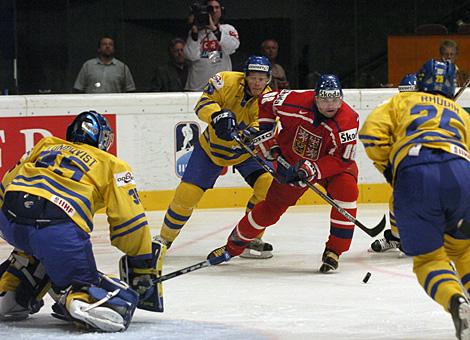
{"left": 339, "top": 128, "right": 357, "bottom": 144}
{"left": 114, "top": 171, "right": 136, "bottom": 187}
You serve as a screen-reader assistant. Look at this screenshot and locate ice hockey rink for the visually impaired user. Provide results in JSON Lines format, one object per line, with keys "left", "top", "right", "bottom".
{"left": 0, "top": 204, "right": 460, "bottom": 339}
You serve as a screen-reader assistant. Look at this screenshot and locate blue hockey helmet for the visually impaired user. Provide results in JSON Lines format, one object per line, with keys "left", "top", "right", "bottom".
{"left": 315, "top": 74, "right": 343, "bottom": 99}
{"left": 398, "top": 73, "right": 417, "bottom": 92}
{"left": 416, "top": 59, "right": 456, "bottom": 98}
{"left": 66, "top": 111, "right": 114, "bottom": 151}
{"left": 243, "top": 55, "right": 272, "bottom": 79}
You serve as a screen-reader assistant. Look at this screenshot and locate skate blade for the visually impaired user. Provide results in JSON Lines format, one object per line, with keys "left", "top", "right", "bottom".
{"left": 240, "top": 249, "right": 273, "bottom": 259}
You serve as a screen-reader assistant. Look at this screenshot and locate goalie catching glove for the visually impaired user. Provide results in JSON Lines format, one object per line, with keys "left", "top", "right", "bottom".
{"left": 210, "top": 109, "right": 238, "bottom": 141}
{"left": 119, "top": 240, "right": 166, "bottom": 312}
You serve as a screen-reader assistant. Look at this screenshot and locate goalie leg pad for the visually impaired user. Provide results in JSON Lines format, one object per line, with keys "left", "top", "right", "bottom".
{"left": 0, "top": 249, "right": 50, "bottom": 320}
{"left": 120, "top": 240, "right": 166, "bottom": 312}
{"left": 56, "top": 273, "right": 139, "bottom": 332}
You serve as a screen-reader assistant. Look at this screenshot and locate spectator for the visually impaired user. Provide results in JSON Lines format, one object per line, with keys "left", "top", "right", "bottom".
{"left": 261, "top": 38, "right": 289, "bottom": 90}
{"left": 439, "top": 39, "right": 468, "bottom": 86}
{"left": 150, "top": 38, "right": 188, "bottom": 92}
{"left": 73, "top": 37, "right": 136, "bottom": 93}
{"left": 184, "top": 0, "right": 240, "bottom": 91}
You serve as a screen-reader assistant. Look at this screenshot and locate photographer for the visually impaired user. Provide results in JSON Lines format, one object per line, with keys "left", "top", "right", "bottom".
{"left": 184, "top": 0, "right": 239, "bottom": 91}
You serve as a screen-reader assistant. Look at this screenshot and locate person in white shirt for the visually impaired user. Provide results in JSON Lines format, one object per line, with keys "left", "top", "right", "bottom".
{"left": 184, "top": 0, "right": 239, "bottom": 91}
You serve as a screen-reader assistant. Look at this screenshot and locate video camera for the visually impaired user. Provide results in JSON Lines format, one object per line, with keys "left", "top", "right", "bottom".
{"left": 190, "top": 1, "right": 214, "bottom": 29}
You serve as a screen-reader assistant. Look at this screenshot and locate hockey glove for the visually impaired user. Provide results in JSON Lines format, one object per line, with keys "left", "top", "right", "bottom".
{"left": 238, "top": 127, "right": 259, "bottom": 145}
{"left": 251, "top": 129, "right": 280, "bottom": 161}
{"left": 119, "top": 240, "right": 166, "bottom": 312}
{"left": 277, "top": 159, "right": 317, "bottom": 187}
{"left": 211, "top": 109, "right": 238, "bottom": 141}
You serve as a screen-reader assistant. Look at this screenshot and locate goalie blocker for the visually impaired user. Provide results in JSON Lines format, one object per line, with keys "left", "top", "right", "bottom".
{"left": 119, "top": 240, "right": 166, "bottom": 312}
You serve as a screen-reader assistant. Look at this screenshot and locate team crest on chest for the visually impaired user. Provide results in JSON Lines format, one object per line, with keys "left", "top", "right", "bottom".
{"left": 292, "top": 125, "right": 322, "bottom": 160}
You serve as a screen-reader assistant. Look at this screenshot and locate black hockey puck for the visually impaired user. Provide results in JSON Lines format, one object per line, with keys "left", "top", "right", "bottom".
{"left": 362, "top": 272, "right": 371, "bottom": 283}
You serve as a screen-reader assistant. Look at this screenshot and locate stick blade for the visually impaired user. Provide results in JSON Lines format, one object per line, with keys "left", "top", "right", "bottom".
{"left": 369, "top": 214, "right": 387, "bottom": 237}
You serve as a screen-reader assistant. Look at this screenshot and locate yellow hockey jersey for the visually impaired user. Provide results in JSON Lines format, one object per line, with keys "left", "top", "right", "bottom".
{"left": 359, "top": 91, "right": 470, "bottom": 180}
{"left": 0, "top": 136, "right": 152, "bottom": 258}
{"left": 194, "top": 71, "right": 272, "bottom": 166}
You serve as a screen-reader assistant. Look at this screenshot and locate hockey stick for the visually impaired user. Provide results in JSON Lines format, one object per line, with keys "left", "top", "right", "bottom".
{"left": 453, "top": 77, "right": 470, "bottom": 101}
{"left": 153, "top": 253, "right": 230, "bottom": 284}
{"left": 232, "top": 133, "right": 386, "bottom": 237}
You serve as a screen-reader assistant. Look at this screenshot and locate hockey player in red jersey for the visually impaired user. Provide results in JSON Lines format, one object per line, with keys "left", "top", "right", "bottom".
{"left": 208, "top": 74, "right": 360, "bottom": 272}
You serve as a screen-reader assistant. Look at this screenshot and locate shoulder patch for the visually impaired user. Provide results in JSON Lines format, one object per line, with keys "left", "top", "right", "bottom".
{"left": 339, "top": 128, "right": 357, "bottom": 144}
{"left": 114, "top": 171, "right": 136, "bottom": 187}
{"left": 209, "top": 73, "right": 224, "bottom": 90}
{"left": 273, "top": 89, "right": 291, "bottom": 106}
{"left": 261, "top": 91, "right": 277, "bottom": 104}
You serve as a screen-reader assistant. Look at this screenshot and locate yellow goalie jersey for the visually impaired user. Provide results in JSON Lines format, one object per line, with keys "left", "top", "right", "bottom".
{"left": 0, "top": 136, "right": 152, "bottom": 257}
{"left": 194, "top": 71, "right": 271, "bottom": 166}
{"left": 359, "top": 91, "right": 470, "bottom": 180}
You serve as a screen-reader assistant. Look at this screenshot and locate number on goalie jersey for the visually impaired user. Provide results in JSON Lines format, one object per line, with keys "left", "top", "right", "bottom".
{"left": 0, "top": 111, "right": 154, "bottom": 332}
{"left": 360, "top": 59, "right": 470, "bottom": 339}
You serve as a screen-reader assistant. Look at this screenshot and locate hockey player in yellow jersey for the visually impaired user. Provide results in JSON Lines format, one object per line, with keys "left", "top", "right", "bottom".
{"left": 369, "top": 73, "right": 417, "bottom": 253}
{"left": 156, "top": 55, "right": 274, "bottom": 259}
{"left": 360, "top": 60, "right": 470, "bottom": 340}
{"left": 0, "top": 111, "right": 165, "bottom": 332}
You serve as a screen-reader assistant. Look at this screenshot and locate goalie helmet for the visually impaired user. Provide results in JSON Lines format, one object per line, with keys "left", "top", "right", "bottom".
{"left": 315, "top": 74, "right": 343, "bottom": 99}
{"left": 416, "top": 59, "right": 455, "bottom": 98}
{"left": 66, "top": 111, "right": 114, "bottom": 151}
{"left": 243, "top": 55, "right": 272, "bottom": 79}
{"left": 398, "top": 73, "right": 417, "bottom": 92}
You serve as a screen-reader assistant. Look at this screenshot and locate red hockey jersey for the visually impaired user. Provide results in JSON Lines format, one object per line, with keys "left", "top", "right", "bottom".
{"left": 258, "top": 90, "right": 359, "bottom": 179}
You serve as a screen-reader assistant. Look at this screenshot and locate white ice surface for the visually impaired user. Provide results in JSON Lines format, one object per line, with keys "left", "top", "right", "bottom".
{"left": 0, "top": 204, "right": 457, "bottom": 339}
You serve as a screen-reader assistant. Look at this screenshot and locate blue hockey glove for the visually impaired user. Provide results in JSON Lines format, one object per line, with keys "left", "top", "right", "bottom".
{"left": 211, "top": 109, "right": 238, "bottom": 141}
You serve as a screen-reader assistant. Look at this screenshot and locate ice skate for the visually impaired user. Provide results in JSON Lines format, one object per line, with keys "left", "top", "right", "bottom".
{"left": 240, "top": 238, "right": 273, "bottom": 259}
{"left": 319, "top": 248, "right": 339, "bottom": 273}
{"left": 369, "top": 229, "right": 401, "bottom": 253}
{"left": 450, "top": 294, "right": 470, "bottom": 340}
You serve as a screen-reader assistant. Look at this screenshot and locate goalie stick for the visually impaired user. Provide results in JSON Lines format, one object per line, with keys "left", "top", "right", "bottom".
{"left": 232, "top": 133, "right": 386, "bottom": 238}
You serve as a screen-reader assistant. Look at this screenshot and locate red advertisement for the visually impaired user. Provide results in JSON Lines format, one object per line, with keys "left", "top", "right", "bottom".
{"left": 0, "top": 114, "right": 117, "bottom": 179}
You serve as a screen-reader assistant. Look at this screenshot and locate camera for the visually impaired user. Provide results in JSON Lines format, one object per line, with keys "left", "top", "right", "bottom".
{"left": 190, "top": 2, "right": 214, "bottom": 29}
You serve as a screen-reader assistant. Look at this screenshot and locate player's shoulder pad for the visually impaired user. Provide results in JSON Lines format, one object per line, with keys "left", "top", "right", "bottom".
{"left": 336, "top": 103, "right": 359, "bottom": 142}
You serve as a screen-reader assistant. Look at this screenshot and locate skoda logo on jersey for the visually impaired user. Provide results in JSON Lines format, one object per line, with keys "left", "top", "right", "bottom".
{"left": 175, "top": 122, "right": 200, "bottom": 178}
{"left": 339, "top": 128, "right": 357, "bottom": 144}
